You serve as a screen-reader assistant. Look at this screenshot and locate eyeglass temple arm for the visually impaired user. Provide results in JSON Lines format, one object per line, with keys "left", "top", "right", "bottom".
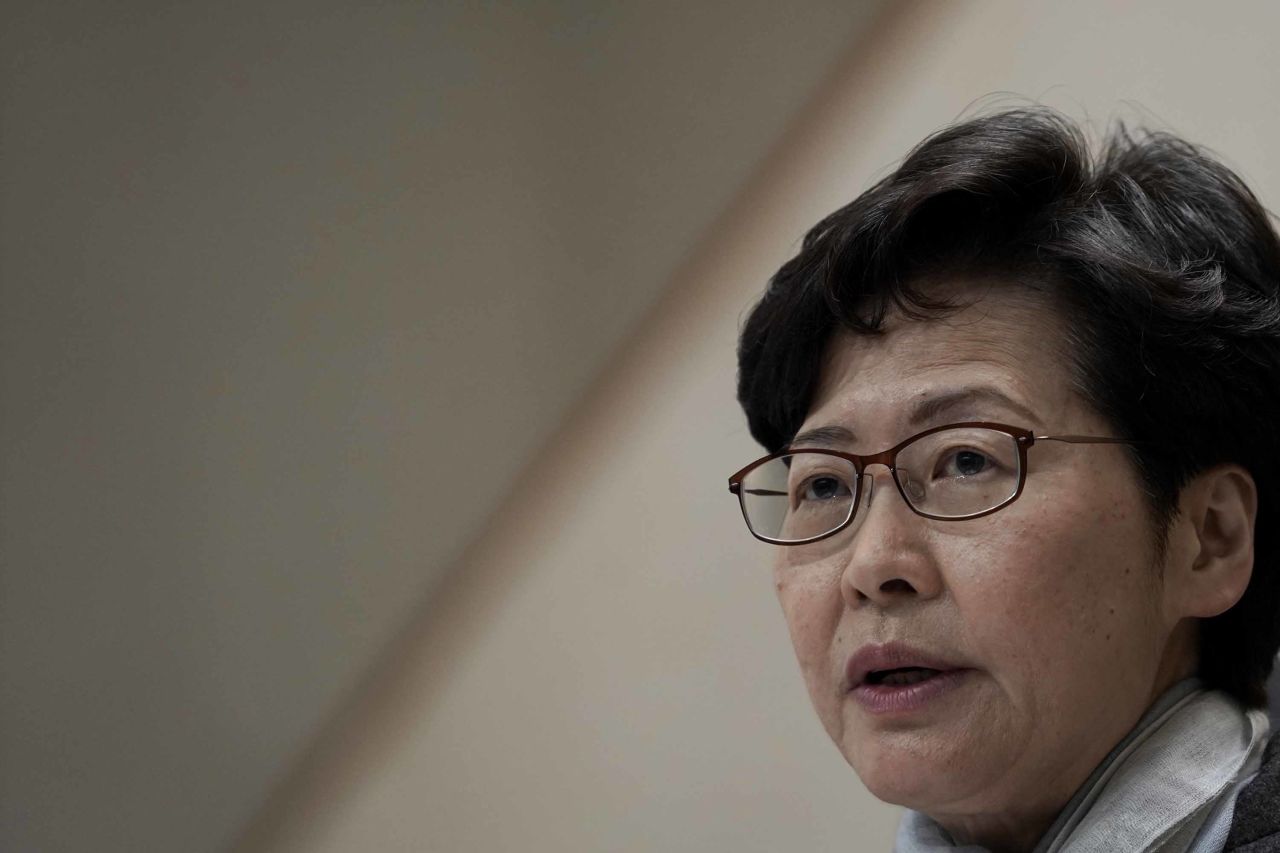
{"left": 1034, "top": 435, "right": 1135, "bottom": 445}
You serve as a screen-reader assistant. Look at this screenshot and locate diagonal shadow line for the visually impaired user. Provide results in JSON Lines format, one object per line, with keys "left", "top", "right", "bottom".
{"left": 228, "top": 2, "right": 949, "bottom": 848}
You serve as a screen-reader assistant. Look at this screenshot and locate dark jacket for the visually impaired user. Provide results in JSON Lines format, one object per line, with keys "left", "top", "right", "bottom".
{"left": 1225, "top": 734, "right": 1280, "bottom": 852}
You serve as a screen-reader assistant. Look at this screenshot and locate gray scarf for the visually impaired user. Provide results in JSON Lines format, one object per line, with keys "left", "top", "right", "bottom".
{"left": 894, "top": 679, "right": 1270, "bottom": 853}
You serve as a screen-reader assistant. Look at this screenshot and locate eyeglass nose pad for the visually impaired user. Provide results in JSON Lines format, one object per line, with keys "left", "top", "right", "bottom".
{"left": 859, "top": 471, "right": 875, "bottom": 508}
{"left": 859, "top": 463, "right": 901, "bottom": 509}
{"left": 896, "top": 468, "right": 925, "bottom": 504}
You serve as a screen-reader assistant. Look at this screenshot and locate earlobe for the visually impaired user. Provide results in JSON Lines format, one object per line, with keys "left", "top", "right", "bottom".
{"left": 1176, "top": 465, "right": 1257, "bottom": 619}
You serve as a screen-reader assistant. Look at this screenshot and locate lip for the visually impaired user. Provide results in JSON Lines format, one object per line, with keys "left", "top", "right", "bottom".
{"left": 844, "top": 641, "right": 966, "bottom": 691}
{"left": 843, "top": 641, "right": 974, "bottom": 715}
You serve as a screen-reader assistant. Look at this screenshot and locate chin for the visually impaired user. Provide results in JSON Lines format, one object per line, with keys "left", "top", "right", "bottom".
{"left": 854, "top": 762, "right": 936, "bottom": 808}
{"left": 844, "top": 734, "right": 984, "bottom": 810}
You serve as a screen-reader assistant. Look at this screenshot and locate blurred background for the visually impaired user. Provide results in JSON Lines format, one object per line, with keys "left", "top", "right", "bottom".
{"left": 5, "top": 2, "right": 1280, "bottom": 851}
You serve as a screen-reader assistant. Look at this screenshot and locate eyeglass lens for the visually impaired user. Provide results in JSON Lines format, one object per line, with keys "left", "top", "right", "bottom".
{"left": 739, "top": 427, "right": 1023, "bottom": 542}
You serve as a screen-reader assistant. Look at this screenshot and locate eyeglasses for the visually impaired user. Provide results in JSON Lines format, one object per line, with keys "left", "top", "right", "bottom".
{"left": 727, "top": 422, "right": 1133, "bottom": 545}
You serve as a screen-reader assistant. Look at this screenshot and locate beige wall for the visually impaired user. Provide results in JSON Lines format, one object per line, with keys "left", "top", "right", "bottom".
{"left": 236, "top": 2, "right": 1280, "bottom": 851}
{"left": 0, "top": 2, "right": 879, "bottom": 852}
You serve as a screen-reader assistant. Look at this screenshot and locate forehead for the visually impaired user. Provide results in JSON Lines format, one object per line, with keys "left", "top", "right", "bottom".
{"left": 803, "top": 284, "right": 1075, "bottom": 440}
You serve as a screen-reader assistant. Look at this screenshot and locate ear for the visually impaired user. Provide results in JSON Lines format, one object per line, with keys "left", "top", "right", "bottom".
{"left": 1165, "top": 465, "right": 1257, "bottom": 620}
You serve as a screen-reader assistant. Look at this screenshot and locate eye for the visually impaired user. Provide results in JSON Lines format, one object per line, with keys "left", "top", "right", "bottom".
{"left": 936, "top": 448, "right": 994, "bottom": 479}
{"left": 952, "top": 450, "right": 988, "bottom": 476}
{"left": 799, "top": 474, "right": 852, "bottom": 502}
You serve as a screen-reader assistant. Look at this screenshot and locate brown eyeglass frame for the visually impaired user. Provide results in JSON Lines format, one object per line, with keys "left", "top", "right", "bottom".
{"left": 727, "top": 421, "right": 1134, "bottom": 545}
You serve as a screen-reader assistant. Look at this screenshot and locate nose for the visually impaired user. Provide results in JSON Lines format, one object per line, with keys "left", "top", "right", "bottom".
{"left": 840, "top": 465, "right": 944, "bottom": 609}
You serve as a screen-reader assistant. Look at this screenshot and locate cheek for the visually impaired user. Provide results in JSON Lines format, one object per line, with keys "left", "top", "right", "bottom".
{"left": 945, "top": 497, "right": 1158, "bottom": 703}
{"left": 774, "top": 565, "right": 844, "bottom": 710}
{"left": 775, "top": 568, "right": 838, "bottom": 661}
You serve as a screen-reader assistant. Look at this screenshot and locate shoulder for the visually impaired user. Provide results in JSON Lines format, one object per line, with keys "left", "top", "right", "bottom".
{"left": 1225, "top": 734, "right": 1280, "bottom": 852}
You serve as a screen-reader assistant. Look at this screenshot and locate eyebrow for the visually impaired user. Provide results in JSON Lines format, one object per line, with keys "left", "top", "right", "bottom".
{"left": 908, "top": 387, "right": 1041, "bottom": 429}
{"left": 787, "top": 424, "right": 856, "bottom": 450}
{"left": 788, "top": 387, "right": 1041, "bottom": 450}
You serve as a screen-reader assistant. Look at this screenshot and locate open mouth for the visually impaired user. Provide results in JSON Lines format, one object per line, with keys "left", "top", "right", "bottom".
{"left": 864, "top": 666, "right": 943, "bottom": 687}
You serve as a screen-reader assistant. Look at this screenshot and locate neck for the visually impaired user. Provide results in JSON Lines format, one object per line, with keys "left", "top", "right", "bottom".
{"left": 936, "top": 809, "right": 1056, "bottom": 853}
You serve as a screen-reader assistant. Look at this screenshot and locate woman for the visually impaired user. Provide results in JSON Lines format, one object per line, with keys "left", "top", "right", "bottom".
{"left": 728, "top": 109, "right": 1280, "bottom": 852}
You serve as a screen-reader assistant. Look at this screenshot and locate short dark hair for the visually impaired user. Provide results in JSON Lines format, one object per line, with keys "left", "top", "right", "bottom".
{"left": 736, "top": 108, "right": 1280, "bottom": 708}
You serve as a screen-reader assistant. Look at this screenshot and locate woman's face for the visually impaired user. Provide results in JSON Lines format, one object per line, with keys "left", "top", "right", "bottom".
{"left": 774, "top": 285, "right": 1197, "bottom": 845}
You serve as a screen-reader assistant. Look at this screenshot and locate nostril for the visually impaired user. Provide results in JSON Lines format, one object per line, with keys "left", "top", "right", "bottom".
{"left": 879, "top": 578, "right": 915, "bottom": 595}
